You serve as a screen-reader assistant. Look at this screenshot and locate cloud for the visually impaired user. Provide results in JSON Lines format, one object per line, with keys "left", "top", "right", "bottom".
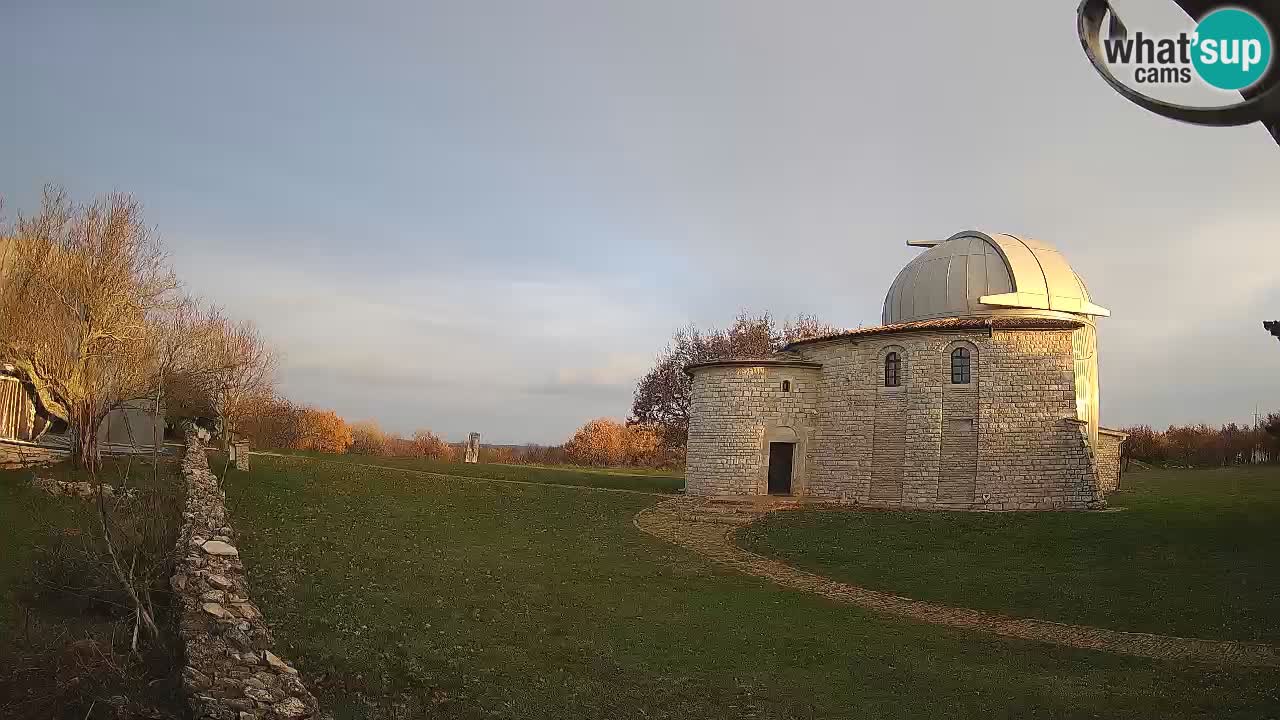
{"left": 168, "top": 240, "right": 671, "bottom": 442}
{"left": 6, "top": 0, "right": 1280, "bottom": 442}
{"left": 552, "top": 353, "right": 653, "bottom": 389}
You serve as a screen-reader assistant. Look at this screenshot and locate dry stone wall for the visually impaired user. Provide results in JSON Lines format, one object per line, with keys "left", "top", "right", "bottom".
{"left": 172, "top": 434, "right": 323, "bottom": 720}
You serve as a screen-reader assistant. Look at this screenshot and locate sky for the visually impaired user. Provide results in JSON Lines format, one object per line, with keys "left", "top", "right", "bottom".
{"left": 2, "top": 0, "right": 1278, "bottom": 444}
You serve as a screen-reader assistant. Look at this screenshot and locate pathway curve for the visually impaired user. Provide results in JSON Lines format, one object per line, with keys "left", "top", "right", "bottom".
{"left": 635, "top": 496, "right": 1280, "bottom": 667}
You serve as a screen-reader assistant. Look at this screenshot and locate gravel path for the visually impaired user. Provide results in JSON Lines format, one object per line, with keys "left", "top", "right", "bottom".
{"left": 635, "top": 496, "right": 1280, "bottom": 667}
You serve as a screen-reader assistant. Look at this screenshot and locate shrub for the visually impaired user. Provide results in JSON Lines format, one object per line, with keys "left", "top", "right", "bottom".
{"left": 564, "top": 419, "right": 666, "bottom": 467}
{"left": 349, "top": 420, "right": 390, "bottom": 455}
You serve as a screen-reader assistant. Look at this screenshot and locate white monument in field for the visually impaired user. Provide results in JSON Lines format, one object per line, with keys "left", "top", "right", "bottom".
{"left": 464, "top": 432, "right": 480, "bottom": 463}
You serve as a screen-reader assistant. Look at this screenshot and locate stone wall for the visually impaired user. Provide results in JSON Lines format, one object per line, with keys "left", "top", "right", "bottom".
{"left": 172, "top": 435, "right": 323, "bottom": 720}
{"left": 685, "top": 364, "right": 820, "bottom": 495}
{"left": 1096, "top": 429, "right": 1127, "bottom": 493}
{"left": 686, "top": 328, "right": 1105, "bottom": 510}
{"left": 974, "top": 330, "right": 1101, "bottom": 510}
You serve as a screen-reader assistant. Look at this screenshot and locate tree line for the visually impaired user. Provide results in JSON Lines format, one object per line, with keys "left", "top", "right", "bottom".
{"left": 236, "top": 402, "right": 456, "bottom": 460}
{"left": 1120, "top": 415, "right": 1280, "bottom": 468}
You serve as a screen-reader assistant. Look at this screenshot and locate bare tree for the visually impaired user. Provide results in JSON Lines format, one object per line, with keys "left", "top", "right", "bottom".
{"left": 629, "top": 311, "right": 838, "bottom": 450}
{"left": 0, "top": 186, "right": 178, "bottom": 469}
{"left": 204, "top": 312, "right": 275, "bottom": 445}
{"left": 0, "top": 187, "right": 280, "bottom": 659}
{"left": 154, "top": 302, "right": 275, "bottom": 445}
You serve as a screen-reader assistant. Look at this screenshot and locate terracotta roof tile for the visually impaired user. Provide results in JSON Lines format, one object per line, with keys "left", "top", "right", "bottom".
{"left": 684, "top": 358, "right": 823, "bottom": 375}
{"left": 784, "top": 316, "right": 1085, "bottom": 349}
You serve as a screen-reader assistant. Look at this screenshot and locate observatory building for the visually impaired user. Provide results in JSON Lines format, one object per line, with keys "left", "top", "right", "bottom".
{"left": 684, "top": 230, "right": 1127, "bottom": 510}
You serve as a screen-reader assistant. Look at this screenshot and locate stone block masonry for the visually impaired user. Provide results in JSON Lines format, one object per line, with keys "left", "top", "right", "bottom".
{"left": 1096, "top": 429, "right": 1127, "bottom": 493}
{"left": 231, "top": 440, "right": 251, "bottom": 472}
{"left": 172, "top": 432, "right": 324, "bottom": 720}
{"left": 687, "top": 328, "right": 1106, "bottom": 509}
{"left": 685, "top": 363, "right": 820, "bottom": 496}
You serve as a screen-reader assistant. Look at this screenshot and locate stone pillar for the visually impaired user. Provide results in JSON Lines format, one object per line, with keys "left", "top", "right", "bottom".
{"left": 232, "top": 441, "right": 251, "bottom": 472}
{"left": 465, "top": 432, "right": 480, "bottom": 463}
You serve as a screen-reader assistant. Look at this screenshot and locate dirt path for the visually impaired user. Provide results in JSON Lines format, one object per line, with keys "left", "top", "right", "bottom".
{"left": 635, "top": 496, "right": 1280, "bottom": 667}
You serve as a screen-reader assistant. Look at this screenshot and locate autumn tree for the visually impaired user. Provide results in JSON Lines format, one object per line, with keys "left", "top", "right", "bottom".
{"left": 564, "top": 418, "right": 665, "bottom": 467}
{"left": 629, "top": 311, "right": 837, "bottom": 451}
{"left": 236, "top": 394, "right": 303, "bottom": 449}
{"left": 0, "top": 187, "right": 282, "bottom": 653}
{"left": 408, "top": 429, "right": 455, "bottom": 460}
{"left": 623, "top": 422, "right": 663, "bottom": 467}
{"left": 296, "top": 407, "right": 353, "bottom": 453}
{"left": 155, "top": 301, "right": 275, "bottom": 446}
{"left": 201, "top": 311, "right": 274, "bottom": 443}
{"left": 1121, "top": 417, "right": 1280, "bottom": 467}
{"left": 565, "top": 418, "right": 628, "bottom": 466}
{"left": 349, "top": 420, "right": 390, "bottom": 455}
{"left": 0, "top": 187, "right": 179, "bottom": 467}
{"left": 484, "top": 446, "right": 516, "bottom": 463}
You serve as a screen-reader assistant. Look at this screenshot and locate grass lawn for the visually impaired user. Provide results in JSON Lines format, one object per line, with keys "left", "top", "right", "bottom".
{"left": 0, "top": 456, "right": 176, "bottom": 631}
{"left": 277, "top": 450, "right": 685, "bottom": 494}
{"left": 225, "top": 454, "right": 1279, "bottom": 719}
{"left": 0, "top": 455, "right": 186, "bottom": 719}
{"left": 0, "top": 464, "right": 83, "bottom": 635}
{"left": 739, "top": 465, "right": 1280, "bottom": 644}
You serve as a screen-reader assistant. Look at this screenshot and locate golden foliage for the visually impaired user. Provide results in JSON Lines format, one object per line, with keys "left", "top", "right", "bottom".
{"left": 0, "top": 186, "right": 275, "bottom": 464}
{"left": 296, "top": 408, "right": 353, "bottom": 454}
{"left": 345, "top": 420, "right": 454, "bottom": 459}
{"left": 0, "top": 187, "right": 178, "bottom": 464}
{"left": 349, "top": 420, "right": 390, "bottom": 455}
{"left": 407, "top": 429, "right": 455, "bottom": 461}
{"left": 564, "top": 418, "right": 665, "bottom": 467}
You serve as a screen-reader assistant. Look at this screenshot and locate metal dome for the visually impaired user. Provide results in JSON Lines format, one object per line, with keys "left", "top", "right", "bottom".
{"left": 881, "top": 231, "right": 1110, "bottom": 326}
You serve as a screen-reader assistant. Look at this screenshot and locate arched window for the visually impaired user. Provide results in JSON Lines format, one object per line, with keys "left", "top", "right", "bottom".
{"left": 781, "top": 380, "right": 791, "bottom": 393}
{"left": 884, "top": 352, "right": 900, "bottom": 387}
{"left": 951, "top": 347, "right": 971, "bottom": 384}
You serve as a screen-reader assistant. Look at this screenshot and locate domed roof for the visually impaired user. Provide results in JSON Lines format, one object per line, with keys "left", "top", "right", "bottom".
{"left": 881, "top": 231, "right": 1109, "bottom": 326}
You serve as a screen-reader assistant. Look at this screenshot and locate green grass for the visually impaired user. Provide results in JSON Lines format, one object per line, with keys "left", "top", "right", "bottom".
{"left": 0, "top": 456, "right": 187, "bottom": 719}
{"left": 0, "top": 465, "right": 82, "bottom": 634}
{"left": 0, "top": 455, "right": 182, "bottom": 632}
{"left": 739, "top": 465, "right": 1280, "bottom": 643}
{"left": 488, "top": 461, "right": 681, "bottom": 478}
{"left": 224, "top": 455, "right": 1279, "bottom": 719}
{"left": 276, "top": 450, "right": 685, "bottom": 494}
